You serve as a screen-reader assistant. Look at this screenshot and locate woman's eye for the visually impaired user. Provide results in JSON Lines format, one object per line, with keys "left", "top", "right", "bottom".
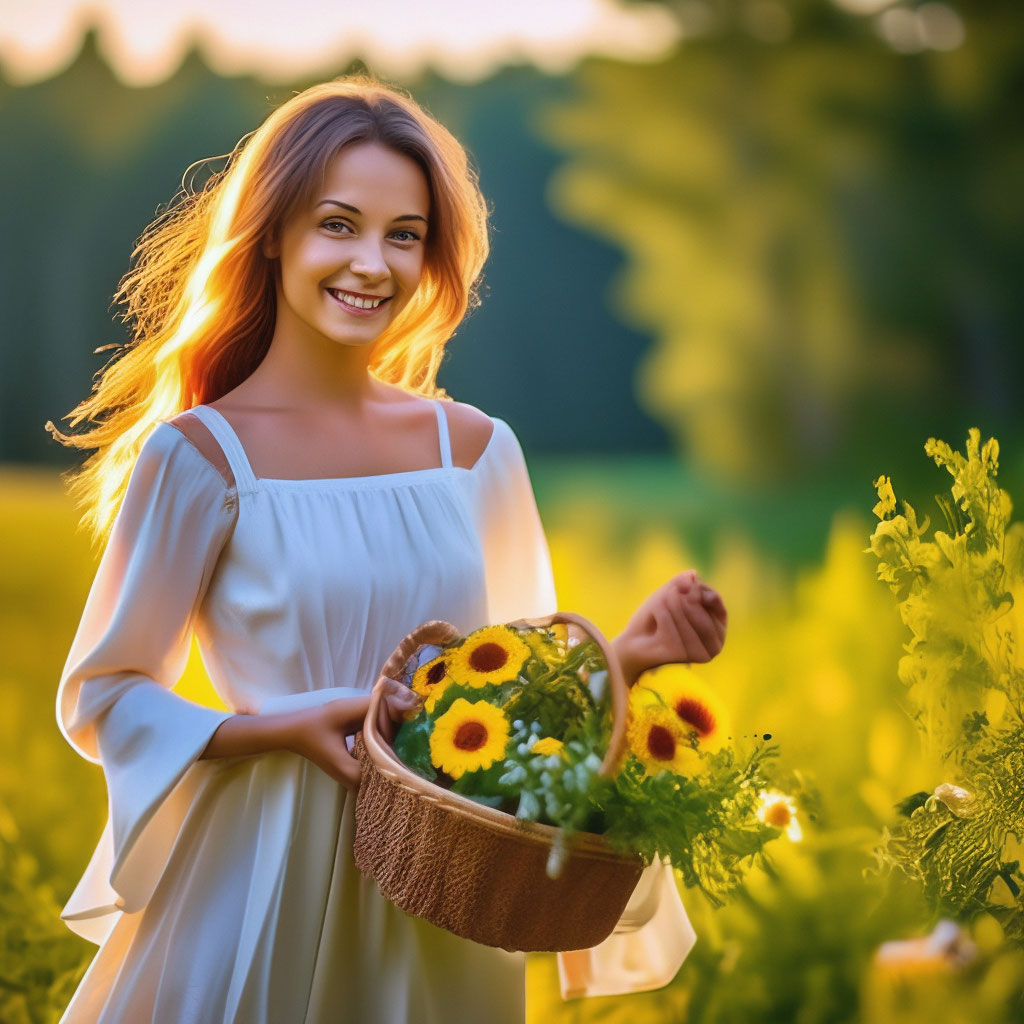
{"left": 321, "top": 221, "right": 420, "bottom": 243}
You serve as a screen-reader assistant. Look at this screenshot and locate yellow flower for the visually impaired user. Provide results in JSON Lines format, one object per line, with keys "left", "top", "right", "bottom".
{"left": 873, "top": 475, "right": 897, "bottom": 520}
{"left": 411, "top": 653, "right": 456, "bottom": 713}
{"left": 412, "top": 653, "right": 451, "bottom": 699}
{"left": 756, "top": 789, "right": 802, "bottom": 841}
{"left": 532, "top": 736, "right": 565, "bottom": 757}
{"left": 429, "top": 698, "right": 511, "bottom": 779}
{"left": 448, "top": 625, "right": 531, "bottom": 688}
{"left": 633, "top": 665, "right": 730, "bottom": 754}
{"left": 626, "top": 703, "right": 701, "bottom": 777}
{"left": 424, "top": 677, "right": 453, "bottom": 713}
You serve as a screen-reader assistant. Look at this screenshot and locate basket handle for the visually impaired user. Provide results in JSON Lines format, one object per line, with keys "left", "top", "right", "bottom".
{"left": 361, "top": 620, "right": 462, "bottom": 754}
{"left": 362, "top": 612, "right": 629, "bottom": 780}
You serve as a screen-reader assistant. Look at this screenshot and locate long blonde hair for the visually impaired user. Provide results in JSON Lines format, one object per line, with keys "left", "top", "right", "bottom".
{"left": 47, "top": 73, "right": 490, "bottom": 546}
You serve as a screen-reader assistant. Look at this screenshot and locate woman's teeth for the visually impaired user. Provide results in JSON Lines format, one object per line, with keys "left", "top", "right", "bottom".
{"left": 329, "top": 289, "right": 389, "bottom": 310}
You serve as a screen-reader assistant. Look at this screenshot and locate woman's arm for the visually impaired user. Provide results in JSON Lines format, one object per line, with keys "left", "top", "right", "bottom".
{"left": 55, "top": 423, "right": 243, "bottom": 925}
{"left": 200, "top": 680, "right": 421, "bottom": 789}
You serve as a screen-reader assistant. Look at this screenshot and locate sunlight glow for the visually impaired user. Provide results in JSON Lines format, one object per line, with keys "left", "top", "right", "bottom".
{"left": 831, "top": 0, "right": 966, "bottom": 53}
{"left": 875, "top": 2, "right": 965, "bottom": 53}
{"left": 0, "top": 0, "right": 681, "bottom": 87}
{"left": 831, "top": 0, "right": 898, "bottom": 13}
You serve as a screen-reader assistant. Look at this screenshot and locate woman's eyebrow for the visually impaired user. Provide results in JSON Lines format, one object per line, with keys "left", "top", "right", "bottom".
{"left": 315, "top": 199, "right": 427, "bottom": 224}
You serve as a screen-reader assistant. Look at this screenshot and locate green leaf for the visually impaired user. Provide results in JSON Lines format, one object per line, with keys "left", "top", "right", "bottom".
{"left": 393, "top": 713, "right": 436, "bottom": 782}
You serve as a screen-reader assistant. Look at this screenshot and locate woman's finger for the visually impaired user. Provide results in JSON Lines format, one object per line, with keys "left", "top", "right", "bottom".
{"left": 683, "top": 602, "right": 722, "bottom": 660}
{"left": 663, "top": 596, "right": 712, "bottom": 663}
{"left": 681, "top": 585, "right": 724, "bottom": 651}
{"left": 700, "top": 586, "right": 728, "bottom": 625}
{"left": 692, "top": 587, "right": 727, "bottom": 643}
{"left": 672, "top": 571, "right": 699, "bottom": 594}
{"left": 336, "top": 741, "right": 363, "bottom": 791}
{"left": 378, "top": 676, "right": 423, "bottom": 720}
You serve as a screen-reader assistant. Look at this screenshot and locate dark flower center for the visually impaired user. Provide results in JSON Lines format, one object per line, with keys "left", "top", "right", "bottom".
{"left": 675, "top": 698, "right": 715, "bottom": 736}
{"left": 426, "top": 661, "right": 447, "bottom": 687}
{"left": 647, "top": 724, "right": 676, "bottom": 761}
{"left": 468, "top": 642, "right": 509, "bottom": 674}
{"left": 454, "top": 721, "right": 488, "bottom": 752}
{"left": 765, "top": 802, "right": 791, "bottom": 828}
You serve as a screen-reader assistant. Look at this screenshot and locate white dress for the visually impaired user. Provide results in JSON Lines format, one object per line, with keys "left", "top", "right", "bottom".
{"left": 55, "top": 399, "right": 559, "bottom": 1024}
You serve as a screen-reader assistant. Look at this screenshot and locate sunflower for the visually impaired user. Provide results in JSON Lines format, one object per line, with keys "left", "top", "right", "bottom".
{"left": 412, "top": 653, "right": 451, "bottom": 698}
{"left": 633, "top": 665, "right": 730, "bottom": 753}
{"left": 447, "top": 625, "right": 531, "bottom": 688}
{"left": 626, "top": 703, "right": 701, "bottom": 777}
{"left": 532, "top": 736, "right": 565, "bottom": 757}
{"left": 423, "top": 677, "right": 454, "bottom": 714}
{"left": 429, "top": 698, "right": 511, "bottom": 779}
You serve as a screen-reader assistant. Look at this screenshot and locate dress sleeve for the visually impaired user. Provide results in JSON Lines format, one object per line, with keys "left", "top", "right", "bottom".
{"left": 56, "top": 421, "right": 236, "bottom": 942}
{"left": 463, "top": 416, "right": 558, "bottom": 624}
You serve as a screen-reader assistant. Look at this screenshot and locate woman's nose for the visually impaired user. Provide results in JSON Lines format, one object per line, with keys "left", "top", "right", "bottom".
{"left": 348, "top": 236, "right": 389, "bottom": 278}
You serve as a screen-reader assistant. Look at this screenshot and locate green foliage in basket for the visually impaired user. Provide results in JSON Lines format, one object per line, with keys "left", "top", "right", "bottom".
{"left": 868, "top": 430, "right": 1024, "bottom": 944}
{"left": 600, "top": 742, "right": 779, "bottom": 905}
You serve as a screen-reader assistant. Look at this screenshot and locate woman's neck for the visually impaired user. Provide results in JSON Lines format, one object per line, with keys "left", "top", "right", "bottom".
{"left": 246, "top": 331, "right": 381, "bottom": 411}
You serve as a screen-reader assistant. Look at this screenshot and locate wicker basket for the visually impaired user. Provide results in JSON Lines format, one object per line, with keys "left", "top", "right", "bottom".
{"left": 353, "top": 612, "right": 645, "bottom": 953}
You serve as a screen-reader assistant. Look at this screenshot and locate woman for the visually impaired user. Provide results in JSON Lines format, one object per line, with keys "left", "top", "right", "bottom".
{"left": 49, "top": 74, "right": 727, "bottom": 1022}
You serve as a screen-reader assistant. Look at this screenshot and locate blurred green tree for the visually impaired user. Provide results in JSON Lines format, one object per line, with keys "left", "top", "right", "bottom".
{"left": 537, "top": 0, "right": 1024, "bottom": 490}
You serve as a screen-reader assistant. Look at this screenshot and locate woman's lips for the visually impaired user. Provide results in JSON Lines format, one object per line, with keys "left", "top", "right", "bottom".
{"left": 326, "top": 289, "right": 392, "bottom": 317}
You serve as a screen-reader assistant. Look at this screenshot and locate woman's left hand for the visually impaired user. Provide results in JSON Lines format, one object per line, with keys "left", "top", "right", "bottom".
{"left": 612, "top": 571, "right": 728, "bottom": 684}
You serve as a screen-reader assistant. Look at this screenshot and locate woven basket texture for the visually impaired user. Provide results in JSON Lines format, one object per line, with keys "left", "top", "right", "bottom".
{"left": 352, "top": 613, "right": 645, "bottom": 953}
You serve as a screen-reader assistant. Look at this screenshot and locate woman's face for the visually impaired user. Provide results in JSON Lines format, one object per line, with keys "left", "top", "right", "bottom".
{"left": 266, "top": 141, "right": 431, "bottom": 349}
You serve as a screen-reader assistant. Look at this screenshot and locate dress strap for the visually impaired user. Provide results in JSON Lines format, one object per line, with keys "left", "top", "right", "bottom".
{"left": 187, "top": 405, "right": 259, "bottom": 495}
{"left": 165, "top": 412, "right": 236, "bottom": 492}
{"left": 432, "top": 400, "right": 453, "bottom": 469}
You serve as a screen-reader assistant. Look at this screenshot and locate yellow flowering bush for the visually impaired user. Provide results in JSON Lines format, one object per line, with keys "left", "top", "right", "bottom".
{"left": 868, "top": 430, "right": 1024, "bottom": 944}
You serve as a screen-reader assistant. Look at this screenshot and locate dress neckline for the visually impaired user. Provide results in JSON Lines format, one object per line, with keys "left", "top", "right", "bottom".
{"left": 192, "top": 402, "right": 496, "bottom": 492}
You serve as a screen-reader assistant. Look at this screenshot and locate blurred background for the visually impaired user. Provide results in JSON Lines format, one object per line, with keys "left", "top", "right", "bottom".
{"left": 2, "top": 0, "right": 1023, "bottom": 1020}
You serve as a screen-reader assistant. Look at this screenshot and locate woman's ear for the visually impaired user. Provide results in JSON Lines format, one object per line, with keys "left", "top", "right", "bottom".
{"left": 261, "top": 232, "right": 280, "bottom": 259}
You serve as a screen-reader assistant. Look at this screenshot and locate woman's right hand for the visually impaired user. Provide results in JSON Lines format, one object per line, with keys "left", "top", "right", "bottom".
{"left": 373, "top": 676, "right": 425, "bottom": 744}
{"left": 284, "top": 682, "right": 423, "bottom": 789}
{"left": 284, "top": 698, "right": 371, "bottom": 790}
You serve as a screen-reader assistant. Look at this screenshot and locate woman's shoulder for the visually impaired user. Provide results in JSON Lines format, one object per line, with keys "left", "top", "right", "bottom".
{"left": 441, "top": 399, "right": 528, "bottom": 475}
{"left": 442, "top": 399, "right": 498, "bottom": 470}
